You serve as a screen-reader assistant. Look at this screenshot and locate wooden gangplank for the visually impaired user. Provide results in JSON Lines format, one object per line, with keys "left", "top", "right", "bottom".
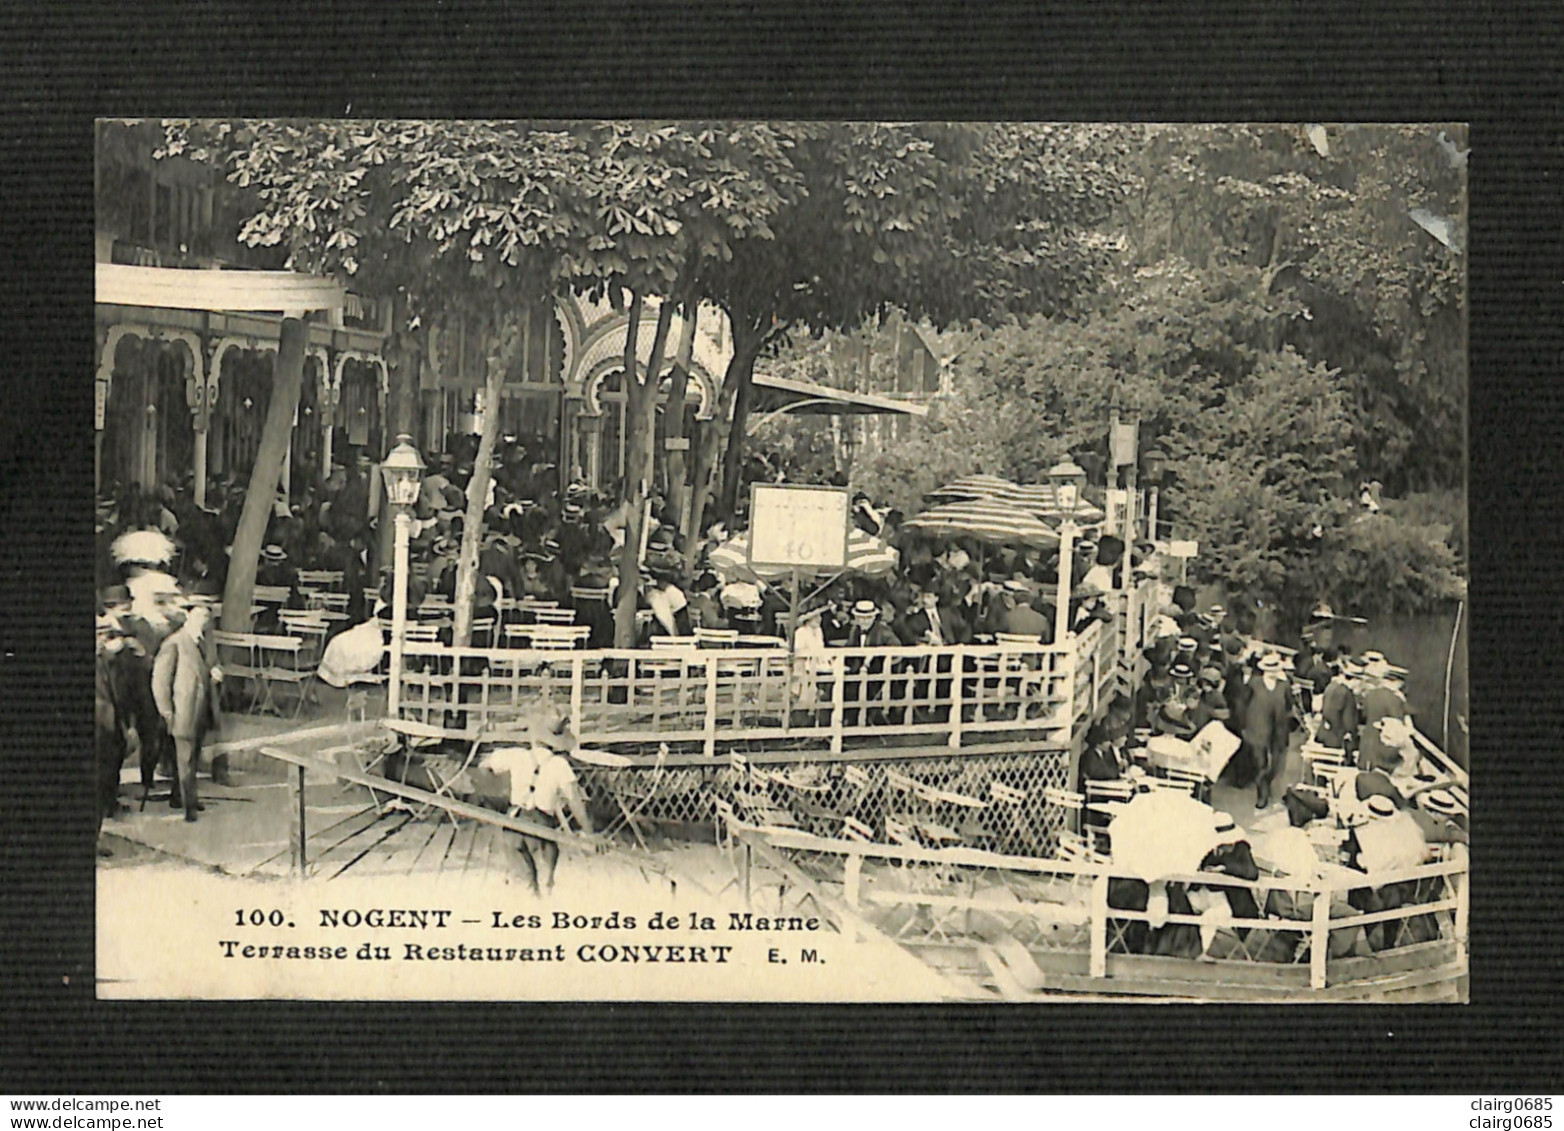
{"left": 255, "top": 742, "right": 705, "bottom": 892}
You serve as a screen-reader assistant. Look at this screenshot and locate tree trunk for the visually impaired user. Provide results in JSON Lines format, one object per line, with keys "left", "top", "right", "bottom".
{"left": 683, "top": 325, "right": 755, "bottom": 567}
{"left": 221, "top": 317, "right": 308, "bottom": 633}
{"left": 451, "top": 312, "right": 523, "bottom": 647}
{"left": 663, "top": 299, "right": 698, "bottom": 533}
{"left": 717, "top": 324, "right": 764, "bottom": 519}
{"left": 614, "top": 295, "right": 675, "bottom": 647}
{"left": 681, "top": 418, "right": 717, "bottom": 573}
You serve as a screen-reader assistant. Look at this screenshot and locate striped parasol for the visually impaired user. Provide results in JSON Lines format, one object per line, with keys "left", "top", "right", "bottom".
{"left": 998, "top": 483, "right": 1107, "bottom": 524}
{"left": 903, "top": 498, "right": 1060, "bottom": 547}
{"left": 923, "top": 474, "right": 1019, "bottom": 503}
{"left": 707, "top": 528, "right": 899, "bottom": 582}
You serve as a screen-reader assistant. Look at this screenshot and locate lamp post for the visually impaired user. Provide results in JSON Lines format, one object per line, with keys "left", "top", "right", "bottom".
{"left": 379, "top": 433, "right": 424, "bottom": 718}
{"left": 1047, "top": 459, "right": 1087, "bottom": 518}
{"left": 1142, "top": 448, "right": 1166, "bottom": 543}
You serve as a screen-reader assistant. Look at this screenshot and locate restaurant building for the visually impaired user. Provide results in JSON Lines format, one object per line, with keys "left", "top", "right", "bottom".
{"left": 96, "top": 124, "right": 926, "bottom": 506}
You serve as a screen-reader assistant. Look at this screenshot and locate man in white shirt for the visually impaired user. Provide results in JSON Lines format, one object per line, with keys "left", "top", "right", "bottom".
{"left": 482, "top": 710, "right": 597, "bottom": 894}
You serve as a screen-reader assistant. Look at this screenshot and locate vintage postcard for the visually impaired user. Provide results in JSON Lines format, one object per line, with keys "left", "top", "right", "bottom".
{"left": 95, "top": 120, "right": 1468, "bottom": 1001}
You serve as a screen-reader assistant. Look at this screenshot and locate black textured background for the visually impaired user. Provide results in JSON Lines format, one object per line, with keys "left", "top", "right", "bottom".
{"left": 1, "top": 1, "right": 1560, "bottom": 1094}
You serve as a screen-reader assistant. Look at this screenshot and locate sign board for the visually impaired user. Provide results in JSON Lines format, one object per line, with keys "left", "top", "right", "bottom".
{"left": 1164, "top": 540, "right": 1199, "bottom": 559}
{"left": 664, "top": 436, "right": 690, "bottom": 452}
{"left": 1110, "top": 419, "right": 1139, "bottom": 467}
{"left": 748, "top": 484, "right": 850, "bottom": 571}
{"left": 94, "top": 380, "right": 107, "bottom": 431}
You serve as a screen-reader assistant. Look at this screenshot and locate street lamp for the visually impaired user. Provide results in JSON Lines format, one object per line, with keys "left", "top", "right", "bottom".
{"left": 380, "top": 434, "right": 424, "bottom": 718}
{"left": 1142, "top": 448, "right": 1168, "bottom": 543}
{"left": 1048, "top": 459, "right": 1087, "bottom": 515}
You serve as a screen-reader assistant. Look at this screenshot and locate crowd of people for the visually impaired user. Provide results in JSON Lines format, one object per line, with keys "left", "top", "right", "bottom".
{"left": 97, "top": 431, "right": 1166, "bottom": 664}
{"left": 91, "top": 432, "right": 1166, "bottom": 840}
{"left": 1087, "top": 597, "right": 1434, "bottom": 806}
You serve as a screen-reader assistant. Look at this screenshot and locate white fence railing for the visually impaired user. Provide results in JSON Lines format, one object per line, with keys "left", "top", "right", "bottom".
{"left": 395, "top": 623, "right": 1107, "bottom": 755}
{"left": 728, "top": 819, "right": 1468, "bottom": 995}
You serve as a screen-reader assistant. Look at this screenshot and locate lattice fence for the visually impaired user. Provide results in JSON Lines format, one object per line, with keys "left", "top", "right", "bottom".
{"left": 575, "top": 747, "right": 1075, "bottom": 858}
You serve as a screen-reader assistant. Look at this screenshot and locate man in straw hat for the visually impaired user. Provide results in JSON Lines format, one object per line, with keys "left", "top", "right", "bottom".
{"left": 1239, "top": 652, "right": 1294, "bottom": 810}
{"left": 481, "top": 707, "right": 599, "bottom": 895}
{"left": 1357, "top": 654, "right": 1414, "bottom": 775}
{"left": 150, "top": 590, "right": 222, "bottom": 822}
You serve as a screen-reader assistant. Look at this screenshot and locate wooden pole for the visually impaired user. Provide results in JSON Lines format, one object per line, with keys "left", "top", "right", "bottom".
{"left": 1089, "top": 872, "right": 1109, "bottom": 979}
{"left": 787, "top": 567, "right": 799, "bottom": 652}
{"left": 221, "top": 317, "right": 308, "bottom": 634}
{"left": 1121, "top": 459, "right": 1137, "bottom": 674}
{"left": 1054, "top": 520, "right": 1076, "bottom": 646}
{"left": 1310, "top": 883, "right": 1331, "bottom": 989}
{"left": 387, "top": 510, "right": 411, "bottom": 718}
{"left": 288, "top": 762, "right": 307, "bottom": 878}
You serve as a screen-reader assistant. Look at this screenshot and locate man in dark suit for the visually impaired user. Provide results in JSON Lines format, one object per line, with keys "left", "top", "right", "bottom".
{"left": 1240, "top": 652, "right": 1294, "bottom": 810}
{"left": 895, "top": 584, "right": 966, "bottom": 719}
{"left": 1316, "top": 656, "right": 1361, "bottom": 754}
{"left": 843, "top": 599, "right": 900, "bottom": 725}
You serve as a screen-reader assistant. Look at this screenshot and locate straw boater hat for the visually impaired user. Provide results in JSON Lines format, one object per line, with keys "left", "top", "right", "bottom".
{"left": 1169, "top": 660, "right": 1196, "bottom": 680}
{"left": 1002, "top": 578, "right": 1030, "bottom": 594}
{"left": 1365, "top": 795, "right": 1398, "bottom": 820}
{"left": 1363, "top": 655, "right": 1393, "bottom": 680}
{"left": 850, "top": 599, "right": 880, "bottom": 619}
{"left": 1211, "top": 811, "right": 1247, "bottom": 846}
{"left": 1310, "top": 602, "right": 1336, "bottom": 622}
{"left": 1176, "top": 635, "right": 1199, "bottom": 653}
{"left": 1258, "top": 652, "right": 1286, "bottom": 673}
{"left": 1419, "top": 789, "right": 1462, "bottom": 818}
{"left": 261, "top": 544, "right": 287, "bottom": 564}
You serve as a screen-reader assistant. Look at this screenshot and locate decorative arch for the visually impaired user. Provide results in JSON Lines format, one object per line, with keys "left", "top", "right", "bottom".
{"left": 333, "top": 349, "right": 389, "bottom": 397}
{"left": 570, "top": 304, "right": 720, "bottom": 421}
{"left": 580, "top": 359, "right": 715, "bottom": 420}
{"left": 209, "top": 334, "right": 277, "bottom": 415}
{"left": 306, "top": 345, "right": 333, "bottom": 408}
{"left": 553, "top": 297, "right": 584, "bottom": 385}
{"left": 96, "top": 323, "right": 208, "bottom": 425}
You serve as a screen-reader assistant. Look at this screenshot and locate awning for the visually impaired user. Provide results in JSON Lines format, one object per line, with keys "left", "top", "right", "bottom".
{"left": 750, "top": 371, "right": 930, "bottom": 419}
{"left": 96, "top": 263, "right": 347, "bottom": 315}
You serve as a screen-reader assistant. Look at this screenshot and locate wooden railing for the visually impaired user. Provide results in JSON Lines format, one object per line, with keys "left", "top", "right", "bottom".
{"left": 393, "top": 623, "right": 1106, "bottom": 755}
{"left": 728, "top": 818, "right": 1468, "bottom": 996}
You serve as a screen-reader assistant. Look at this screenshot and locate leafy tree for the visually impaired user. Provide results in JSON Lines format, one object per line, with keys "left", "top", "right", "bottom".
{"left": 697, "top": 122, "right": 1137, "bottom": 524}
{"left": 165, "top": 119, "right": 804, "bottom": 645}
{"left": 1122, "top": 123, "right": 1467, "bottom": 494}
